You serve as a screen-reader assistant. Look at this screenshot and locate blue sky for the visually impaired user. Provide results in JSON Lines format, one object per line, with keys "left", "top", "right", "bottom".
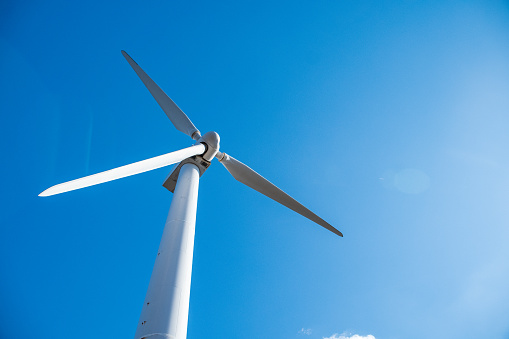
{"left": 2, "top": 1, "right": 509, "bottom": 338}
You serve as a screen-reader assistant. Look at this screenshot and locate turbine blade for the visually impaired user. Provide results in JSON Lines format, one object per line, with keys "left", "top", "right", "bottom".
{"left": 121, "top": 50, "right": 201, "bottom": 140}
{"left": 39, "top": 144, "right": 205, "bottom": 197}
{"left": 219, "top": 153, "right": 343, "bottom": 237}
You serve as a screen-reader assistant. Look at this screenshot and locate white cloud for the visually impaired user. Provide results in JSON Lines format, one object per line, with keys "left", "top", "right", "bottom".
{"left": 298, "top": 328, "right": 312, "bottom": 335}
{"left": 323, "top": 334, "right": 375, "bottom": 339}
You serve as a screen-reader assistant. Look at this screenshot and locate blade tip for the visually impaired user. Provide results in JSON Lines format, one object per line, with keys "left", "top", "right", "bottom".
{"left": 330, "top": 226, "right": 343, "bottom": 237}
{"left": 121, "top": 50, "right": 131, "bottom": 60}
{"left": 39, "top": 186, "right": 61, "bottom": 197}
{"left": 331, "top": 228, "right": 343, "bottom": 237}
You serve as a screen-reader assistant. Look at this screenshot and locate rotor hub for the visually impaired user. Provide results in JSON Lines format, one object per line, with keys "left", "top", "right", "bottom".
{"left": 197, "top": 131, "right": 220, "bottom": 161}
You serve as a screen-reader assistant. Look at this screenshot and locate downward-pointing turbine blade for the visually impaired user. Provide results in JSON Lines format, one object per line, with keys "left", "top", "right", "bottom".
{"left": 39, "top": 144, "right": 206, "bottom": 197}
{"left": 121, "top": 50, "right": 201, "bottom": 140}
{"left": 219, "top": 154, "right": 343, "bottom": 237}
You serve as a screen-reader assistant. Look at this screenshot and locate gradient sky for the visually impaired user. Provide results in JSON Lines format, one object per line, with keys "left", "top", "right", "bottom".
{"left": 2, "top": 1, "right": 509, "bottom": 339}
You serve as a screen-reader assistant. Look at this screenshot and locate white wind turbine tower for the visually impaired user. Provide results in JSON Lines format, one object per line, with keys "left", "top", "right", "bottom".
{"left": 39, "top": 51, "right": 343, "bottom": 339}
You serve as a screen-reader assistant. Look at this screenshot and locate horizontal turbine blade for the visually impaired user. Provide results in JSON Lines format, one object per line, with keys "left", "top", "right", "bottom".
{"left": 219, "top": 153, "right": 343, "bottom": 237}
{"left": 121, "top": 50, "right": 201, "bottom": 140}
{"left": 39, "top": 144, "right": 205, "bottom": 197}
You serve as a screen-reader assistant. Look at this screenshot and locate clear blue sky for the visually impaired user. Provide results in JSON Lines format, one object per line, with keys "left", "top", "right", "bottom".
{"left": 2, "top": 1, "right": 509, "bottom": 338}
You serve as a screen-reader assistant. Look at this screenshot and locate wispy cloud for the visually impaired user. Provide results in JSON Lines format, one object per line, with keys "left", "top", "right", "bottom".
{"left": 298, "top": 328, "right": 312, "bottom": 335}
{"left": 323, "top": 333, "right": 375, "bottom": 339}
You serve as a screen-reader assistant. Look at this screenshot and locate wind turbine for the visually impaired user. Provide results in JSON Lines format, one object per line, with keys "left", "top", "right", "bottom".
{"left": 39, "top": 51, "right": 343, "bottom": 339}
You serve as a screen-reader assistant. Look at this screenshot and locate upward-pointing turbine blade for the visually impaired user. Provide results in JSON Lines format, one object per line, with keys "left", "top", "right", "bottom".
{"left": 121, "top": 50, "right": 201, "bottom": 140}
{"left": 219, "top": 153, "right": 343, "bottom": 237}
{"left": 39, "top": 144, "right": 206, "bottom": 197}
